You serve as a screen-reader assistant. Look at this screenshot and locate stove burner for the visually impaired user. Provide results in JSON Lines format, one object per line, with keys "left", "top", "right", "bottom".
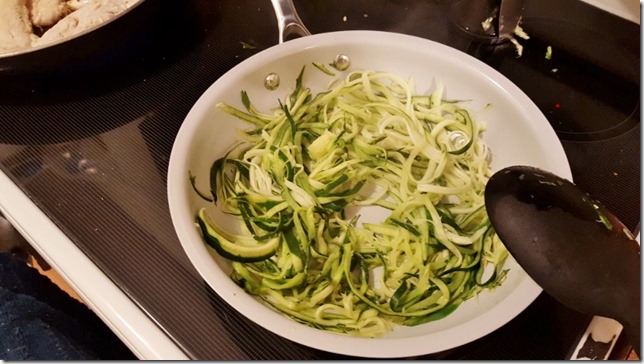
{"left": 493, "top": 18, "right": 640, "bottom": 142}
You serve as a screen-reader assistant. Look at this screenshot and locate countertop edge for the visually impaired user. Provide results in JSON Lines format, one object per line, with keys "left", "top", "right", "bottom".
{"left": 579, "top": 0, "right": 641, "bottom": 24}
{"left": 0, "top": 169, "right": 189, "bottom": 360}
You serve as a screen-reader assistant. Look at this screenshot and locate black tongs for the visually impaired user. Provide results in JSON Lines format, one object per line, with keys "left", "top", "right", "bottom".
{"left": 451, "top": 0, "right": 526, "bottom": 44}
{"left": 497, "top": 0, "right": 526, "bottom": 41}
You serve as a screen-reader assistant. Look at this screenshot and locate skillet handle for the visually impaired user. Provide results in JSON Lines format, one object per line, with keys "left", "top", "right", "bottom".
{"left": 621, "top": 296, "right": 641, "bottom": 357}
{"left": 624, "top": 320, "right": 641, "bottom": 357}
{"left": 270, "top": 0, "right": 311, "bottom": 44}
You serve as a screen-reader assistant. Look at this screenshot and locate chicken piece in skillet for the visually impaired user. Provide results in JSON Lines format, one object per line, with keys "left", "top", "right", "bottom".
{"left": 35, "top": 0, "right": 137, "bottom": 46}
{"left": 0, "top": 0, "right": 37, "bottom": 53}
{"left": 27, "top": 0, "right": 71, "bottom": 28}
{"left": 66, "top": 0, "right": 93, "bottom": 11}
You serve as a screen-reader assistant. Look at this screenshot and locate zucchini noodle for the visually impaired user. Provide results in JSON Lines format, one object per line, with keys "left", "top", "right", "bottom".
{"left": 191, "top": 65, "right": 509, "bottom": 337}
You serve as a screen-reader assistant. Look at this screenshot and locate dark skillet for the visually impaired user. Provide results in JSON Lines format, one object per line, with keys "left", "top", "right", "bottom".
{"left": 0, "top": 0, "right": 155, "bottom": 75}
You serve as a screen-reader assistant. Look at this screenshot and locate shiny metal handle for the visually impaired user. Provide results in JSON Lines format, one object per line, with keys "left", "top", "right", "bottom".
{"left": 270, "top": 0, "right": 311, "bottom": 44}
{"left": 498, "top": 0, "right": 526, "bottom": 40}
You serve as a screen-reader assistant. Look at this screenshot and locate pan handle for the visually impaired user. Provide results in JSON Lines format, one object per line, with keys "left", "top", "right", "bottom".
{"left": 270, "top": 0, "right": 311, "bottom": 44}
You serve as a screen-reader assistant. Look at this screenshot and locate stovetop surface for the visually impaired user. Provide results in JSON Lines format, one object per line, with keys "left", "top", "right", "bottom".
{"left": 0, "top": 0, "right": 639, "bottom": 359}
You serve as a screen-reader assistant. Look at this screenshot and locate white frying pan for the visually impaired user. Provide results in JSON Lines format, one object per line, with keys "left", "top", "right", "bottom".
{"left": 167, "top": 0, "right": 571, "bottom": 358}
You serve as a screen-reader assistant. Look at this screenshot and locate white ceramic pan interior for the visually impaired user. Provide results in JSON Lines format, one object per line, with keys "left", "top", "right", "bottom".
{"left": 167, "top": 30, "right": 571, "bottom": 358}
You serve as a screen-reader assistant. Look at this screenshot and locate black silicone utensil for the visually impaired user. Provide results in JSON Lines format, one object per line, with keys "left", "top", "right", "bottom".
{"left": 484, "top": 165, "right": 640, "bottom": 355}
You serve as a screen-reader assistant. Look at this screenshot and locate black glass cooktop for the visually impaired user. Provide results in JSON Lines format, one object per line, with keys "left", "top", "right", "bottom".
{"left": 0, "top": 0, "right": 639, "bottom": 359}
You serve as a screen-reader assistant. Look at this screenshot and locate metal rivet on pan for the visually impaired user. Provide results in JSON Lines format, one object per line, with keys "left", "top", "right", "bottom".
{"left": 264, "top": 73, "right": 280, "bottom": 90}
{"left": 332, "top": 54, "right": 351, "bottom": 71}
